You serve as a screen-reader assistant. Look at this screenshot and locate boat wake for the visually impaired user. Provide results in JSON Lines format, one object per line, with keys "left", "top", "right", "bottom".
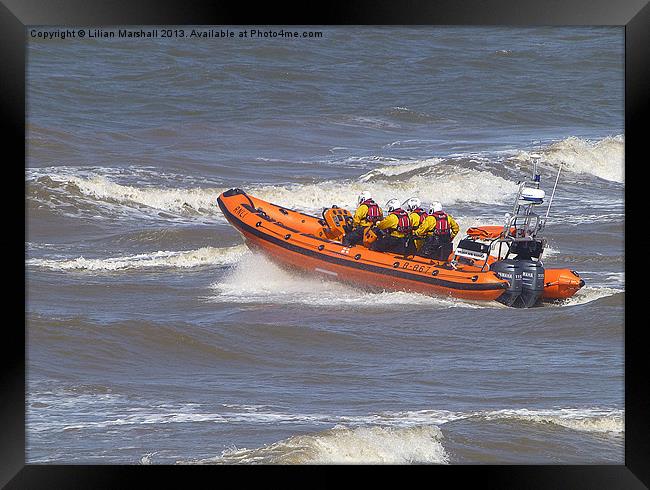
{"left": 206, "top": 253, "right": 489, "bottom": 309}
{"left": 543, "top": 286, "right": 622, "bottom": 307}
{"left": 207, "top": 253, "right": 619, "bottom": 309}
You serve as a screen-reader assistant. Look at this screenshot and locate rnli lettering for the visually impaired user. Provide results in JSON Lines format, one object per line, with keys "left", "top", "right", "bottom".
{"left": 233, "top": 205, "right": 248, "bottom": 219}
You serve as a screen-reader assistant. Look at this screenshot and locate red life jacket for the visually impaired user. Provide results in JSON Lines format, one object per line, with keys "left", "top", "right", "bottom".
{"left": 413, "top": 207, "right": 429, "bottom": 222}
{"left": 391, "top": 208, "right": 412, "bottom": 233}
{"left": 432, "top": 211, "right": 450, "bottom": 235}
{"left": 361, "top": 199, "right": 382, "bottom": 223}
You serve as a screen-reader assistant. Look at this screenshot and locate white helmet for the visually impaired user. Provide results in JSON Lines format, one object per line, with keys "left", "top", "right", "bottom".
{"left": 358, "top": 191, "right": 372, "bottom": 205}
{"left": 386, "top": 198, "right": 401, "bottom": 212}
{"left": 404, "top": 197, "right": 421, "bottom": 212}
{"left": 429, "top": 201, "right": 443, "bottom": 213}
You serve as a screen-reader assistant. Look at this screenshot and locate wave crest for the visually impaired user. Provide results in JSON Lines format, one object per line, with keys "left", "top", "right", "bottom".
{"left": 481, "top": 408, "right": 623, "bottom": 434}
{"left": 28, "top": 162, "right": 520, "bottom": 224}
{"left": 513, "top": 135, "right": 624, "bottom": 183}
{"left": 66, "top": 175, "right": 225, "bottom": 216}
{"left": 253, "top": 168, "right": 519, "bottom": 212}
{"left": 187, "top": 425, "right": 449, "bottom": 464}
{"left": 28, "top": 245, "right": 249, "bottom": 271}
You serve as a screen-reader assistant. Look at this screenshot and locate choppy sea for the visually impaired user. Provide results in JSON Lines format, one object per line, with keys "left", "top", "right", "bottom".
{"left": 26, "top": 26, "right": 624, "bottom": 464}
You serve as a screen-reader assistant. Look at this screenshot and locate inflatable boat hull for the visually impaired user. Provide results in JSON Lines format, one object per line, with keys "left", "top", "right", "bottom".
{"left": 217, "top": 189, "right": 510, "bottom": 302}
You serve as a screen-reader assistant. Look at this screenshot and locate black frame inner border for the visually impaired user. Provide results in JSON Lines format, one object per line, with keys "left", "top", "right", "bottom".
{"left": 5, "top": 1, "right": 646, "bottom": 487}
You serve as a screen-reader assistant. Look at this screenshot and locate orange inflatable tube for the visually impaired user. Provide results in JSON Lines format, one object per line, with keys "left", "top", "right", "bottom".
{"left": 542, "top": 268, "right": 585, "bottom": 300}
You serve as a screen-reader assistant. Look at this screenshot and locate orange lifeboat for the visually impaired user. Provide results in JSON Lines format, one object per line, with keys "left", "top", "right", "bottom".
{"left": 217, "top": 189, "right": 510, "bottom": 302}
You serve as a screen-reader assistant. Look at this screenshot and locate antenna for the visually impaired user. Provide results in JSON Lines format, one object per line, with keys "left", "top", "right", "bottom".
{"left": 530, "top": 153, "right": 542, "bottom": 186}
{"left": 545, "top": 162, "right": 563, "bottom": 220}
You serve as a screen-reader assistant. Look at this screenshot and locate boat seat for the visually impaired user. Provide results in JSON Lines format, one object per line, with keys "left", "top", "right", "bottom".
{"left": 322, "top": 207, "right": 353, "bottom": 240}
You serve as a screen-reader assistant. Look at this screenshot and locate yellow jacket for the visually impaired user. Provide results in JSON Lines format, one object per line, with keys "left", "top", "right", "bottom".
{"left": 376, "top": 212, "right": 416, "bottom": 238}
{"left": 445, "top": 214, "right": 460, "bottom": 238}
{"left": 377, "top": 213, "right": 420, "bottom": 238}
{"left": 407, "top": 212, "right": 427, "bottom": 249}
{"left": 409, "top": 212, "right": 426, "bottom": 234}
{"left": 410, "top": 214, "right": 431, "bottom": 250}
{"left": 353, "top": 203, "right": 383, "bottom": 228}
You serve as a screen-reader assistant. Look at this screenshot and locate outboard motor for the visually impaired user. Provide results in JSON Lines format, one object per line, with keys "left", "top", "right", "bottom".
{"left": 483, "top": 155, "right": 567, "bottom": 308}
{"left": 516, "top": 259, "right": 545, "bottom": 308}
{"left": 490, "top": 259, "right": 523, "bottom": 307}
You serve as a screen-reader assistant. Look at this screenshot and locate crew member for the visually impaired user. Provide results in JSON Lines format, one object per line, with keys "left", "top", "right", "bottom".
{"left": 342, "top": 191, "right": 383, "bottom": 247}
{"left": 418, "top": 202, "right": 459, "bottom": 261}
{"left": 403, "top": 197, "right": 430, "bottom": 252}
{"left": 370, "top": 198, "right": 416, "bottom": 255}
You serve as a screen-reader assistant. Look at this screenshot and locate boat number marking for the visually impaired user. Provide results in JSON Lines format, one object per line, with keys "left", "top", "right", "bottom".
{"left": 401, "top": 261, "right": 430, "bottom": 273}
{"left": 338, "top": 249, "right": 429, "bottom": 273}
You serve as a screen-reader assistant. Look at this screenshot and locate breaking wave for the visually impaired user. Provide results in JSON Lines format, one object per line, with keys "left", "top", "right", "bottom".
{"left": 172, "top": 406, "right": 621, "bottom": 464}
{"left": 358, "top": 157, "right": 444, "bottom": 180}
{"left": 28, "top": 245, "right": 249, "bottom": 271}
{"left": 183, "top": 425, "right": 449, "bottom": 464}
{"left": 479, "top": 407, "right": 624, "bottom": 434}
{"left": 251, "top": 164, "right": 518, "bottom": 211}
{"left": 512, "top": 135, "right": 624, "bottom": 183}
{"left": 27, "top": 240, "right": 607, "bottom": 309}
{"left": 28, "top": 172, "right": 225, "bottom": 221}
{"left": 29, "top": 384, "right": 621, "bottom": 465}
{"left": 27, "top": 162, "right": 520, "bottom": 224}
{"left": 26, "top": 136, "right": 620, "bottom": 232}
